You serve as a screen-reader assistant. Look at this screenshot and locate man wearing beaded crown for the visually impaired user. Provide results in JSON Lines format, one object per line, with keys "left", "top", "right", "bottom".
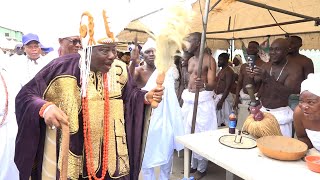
{"left": 248, "top": 38, "right": 304, "bottom": 137}
{"left": 14, "top": 5, "right": 164, "bottom": 180}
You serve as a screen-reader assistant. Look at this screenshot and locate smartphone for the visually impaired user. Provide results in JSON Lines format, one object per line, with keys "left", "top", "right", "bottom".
{"left": 247, "top": 55, "right": 256, "bottom": 70}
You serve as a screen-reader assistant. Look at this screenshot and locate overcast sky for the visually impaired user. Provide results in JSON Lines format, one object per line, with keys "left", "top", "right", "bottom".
{"left": 0, "top": 0, "right": 195, "bottom": 49}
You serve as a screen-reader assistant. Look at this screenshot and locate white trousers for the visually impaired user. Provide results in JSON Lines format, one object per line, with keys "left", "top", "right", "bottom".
{"left": 142, "top": 156, "right": 173, "bottom": 180}
{"left": 191, "top": 156, "right": 208, "bottom": 173}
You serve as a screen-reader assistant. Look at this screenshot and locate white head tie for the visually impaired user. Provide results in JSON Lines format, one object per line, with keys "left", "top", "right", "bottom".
{"left": 300, "top": 73, "right": 320, "bottom": 97}
{"left": 141, "top": 38, "right": 156, "bottom": 53}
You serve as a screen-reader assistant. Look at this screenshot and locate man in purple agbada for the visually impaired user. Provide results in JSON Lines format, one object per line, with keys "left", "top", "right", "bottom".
{"left": 14, "top": 8, "right": 164, "bottom": 180}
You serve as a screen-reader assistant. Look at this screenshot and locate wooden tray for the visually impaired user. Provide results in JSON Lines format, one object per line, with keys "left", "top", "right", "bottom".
{"left": 257, "top": 136, "right": 308, "bottom": 161}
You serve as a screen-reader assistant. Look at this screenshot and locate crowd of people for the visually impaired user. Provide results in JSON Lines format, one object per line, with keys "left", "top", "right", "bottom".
{"left": 0, "top": 7, "right": 319, "bottom": 180}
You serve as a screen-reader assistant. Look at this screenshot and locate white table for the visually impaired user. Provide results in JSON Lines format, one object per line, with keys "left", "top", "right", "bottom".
{"left": 176, "top": 128, "right": 320, "bottom": 180}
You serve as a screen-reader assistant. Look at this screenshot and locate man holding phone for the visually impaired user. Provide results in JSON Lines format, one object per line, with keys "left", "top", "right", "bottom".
{"left": 247, "top": 38, "right": 304, "bottom": 137}
{"left": 233, "top": 41, "right": 265, "bottom": 108}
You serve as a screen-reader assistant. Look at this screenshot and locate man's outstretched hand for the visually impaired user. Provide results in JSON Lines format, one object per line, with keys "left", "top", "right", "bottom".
{"left": 146, "top": 86, "right": 165, "bottom": 108}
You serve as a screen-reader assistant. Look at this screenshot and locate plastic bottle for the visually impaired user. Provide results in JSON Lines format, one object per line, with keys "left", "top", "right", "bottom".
{"left": 229, "top": 111, "right": 237, "bottom": 134}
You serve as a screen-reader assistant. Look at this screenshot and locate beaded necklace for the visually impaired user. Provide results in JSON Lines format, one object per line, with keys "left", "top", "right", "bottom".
{"left": 0, "top": 72, "right": 8, "bottom": 127}
{"left": 83, "top": 73, "right": 109, "bottom": 180}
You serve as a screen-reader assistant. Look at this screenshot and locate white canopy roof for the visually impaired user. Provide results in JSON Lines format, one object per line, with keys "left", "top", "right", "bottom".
{"left": 117, "top": 0, "right": 320, "bottom": 50}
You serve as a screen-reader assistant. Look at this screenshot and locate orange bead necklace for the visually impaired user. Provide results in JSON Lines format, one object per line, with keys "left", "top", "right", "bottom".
{"left": 0, "top": 72, "right": 8, "bottom": 127}
{"left": 83, "top": 74, "right": 109, "bottom": 180}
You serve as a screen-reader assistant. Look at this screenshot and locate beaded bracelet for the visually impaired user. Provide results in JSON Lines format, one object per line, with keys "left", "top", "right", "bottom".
{"left": 39, "top": 102, "right": 54, "bottom": 118}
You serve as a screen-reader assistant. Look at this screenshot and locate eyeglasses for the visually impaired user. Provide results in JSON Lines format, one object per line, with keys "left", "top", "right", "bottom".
{"left": 64, "top": 38, "right": 82, "bottom": 46}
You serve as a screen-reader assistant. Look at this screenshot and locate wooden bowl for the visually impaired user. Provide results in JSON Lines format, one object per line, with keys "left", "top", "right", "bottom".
{"left": 305, "top": 155, "right": 320, "bottom": 173}
{"left": 257, "top": 136, "right": 308, "bottom": 161}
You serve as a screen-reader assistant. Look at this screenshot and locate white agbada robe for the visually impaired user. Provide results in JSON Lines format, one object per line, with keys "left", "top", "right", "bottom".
{"left": 142, "top": 67, "right": 185, "bottom": 169}
{"left": 0, "top": 67, "right": 20, "bottom": 180}
{"left": 0, "top": 51, "right": 10, "bottom": 70}
{"left": 16, "top": 55, "right": 52, "bottom": 86}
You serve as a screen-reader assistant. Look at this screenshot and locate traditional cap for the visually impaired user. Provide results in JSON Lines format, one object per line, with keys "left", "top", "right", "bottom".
{"left": 58, "top": 29, "right": 80, "bottom": 39}
{"left": 300, "top": 73, "right": 320, "bottom": 97}
{"left": 57, "top": 18, "right": 80, "bottom": 39}
{"left": 79, "top": 1, "right": 129, "bottom": 49}
{"left": 78, "top": 1, "right": 130, "bottom": 97}
{"left": 141, "top": 38, "right": 156, "bottom": 53}
{"left": 22, "top": 33, "right": 40, "bottom": 45}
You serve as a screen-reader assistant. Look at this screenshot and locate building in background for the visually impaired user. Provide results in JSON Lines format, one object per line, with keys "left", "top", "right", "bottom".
{"left": 0, "top": 26, "right": 23, "bottom": 41}
{"left": 0, "top": 26, "right": 23, "bottom": 52}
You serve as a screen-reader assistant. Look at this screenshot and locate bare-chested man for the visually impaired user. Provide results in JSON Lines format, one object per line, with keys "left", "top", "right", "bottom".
{"left": 287, "top": 35, "right": 314, "bottom": 110}
{"left": 214, "top": 53, "right": 235, "bottom": 126}
{"left": 181, "top": 32, "right": 217, "bottom": 179}
{"left": 287, "top": 36, "right": 314, "bottom": 79}
{"left": 233, "top": 41, "right": 266, "bottom": 109}
{"left": 130, "top": 38, "right": 156, "bottom": 89}
{"left": 249, "top": 38, "right": 304, "bottom": 137}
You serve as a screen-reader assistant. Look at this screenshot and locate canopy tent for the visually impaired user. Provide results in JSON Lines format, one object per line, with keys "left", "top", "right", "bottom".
{"left": 117, "top": 0, "right": 320, "bottom": 50}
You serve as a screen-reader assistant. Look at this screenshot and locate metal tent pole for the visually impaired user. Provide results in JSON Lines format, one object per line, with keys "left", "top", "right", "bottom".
{"left": 209, "top": 0, "right": 223, "bottom": 12}
{"left": 131, "top": 8, "right": 164, "bottom": 22}
{"left": 231, "top": 30, "right": 320, "bottom": 40}
{"left": 207, "top": 19, "right": 313, "bottom": 34}
{"left": 237, "top": 0, "right": 320, "bottom": 25}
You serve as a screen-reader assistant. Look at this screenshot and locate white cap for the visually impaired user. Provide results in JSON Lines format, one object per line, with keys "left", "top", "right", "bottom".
{"left": 300, "top": 73, "right": 320, "bottom": 97}
{"left": 141, "top": 38, "right": 156, "bottom": 53}
{"left": 57, "top": 18, "right": 80, "bottom": 39}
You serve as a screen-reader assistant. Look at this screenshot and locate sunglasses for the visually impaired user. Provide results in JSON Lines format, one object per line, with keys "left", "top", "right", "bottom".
{"left": 64, "top": 38, "right": 82, "bottom": 46}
